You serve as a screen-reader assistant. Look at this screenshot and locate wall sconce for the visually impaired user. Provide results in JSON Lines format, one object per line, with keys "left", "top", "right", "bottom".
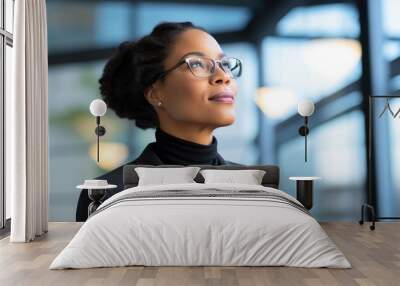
{"left": 89, "top": 99, "right": 107, "bottom": 162}
{"left": 297, "top": 99, "right": 315, "bottom": 162}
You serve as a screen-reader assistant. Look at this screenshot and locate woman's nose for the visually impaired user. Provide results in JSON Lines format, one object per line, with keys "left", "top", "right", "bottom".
{"left": 210, "top": 63, "right": 231, "bottom": 85}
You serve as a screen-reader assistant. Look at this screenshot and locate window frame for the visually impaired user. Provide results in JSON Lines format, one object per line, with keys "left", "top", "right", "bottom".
{"left": 0, "top": 0, "right": 14, "bottom": 234}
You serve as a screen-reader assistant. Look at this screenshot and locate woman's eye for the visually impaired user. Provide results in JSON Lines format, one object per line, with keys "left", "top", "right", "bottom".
{"left": 191, "top": 60, "right": 204, "bottom": 68}
{"left": 222, "top": 62, "right": 231, "bottom": 69}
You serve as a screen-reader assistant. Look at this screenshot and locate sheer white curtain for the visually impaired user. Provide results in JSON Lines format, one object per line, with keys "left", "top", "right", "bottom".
{"left": 6, "top": 0, "right": 49, "bottom": 242}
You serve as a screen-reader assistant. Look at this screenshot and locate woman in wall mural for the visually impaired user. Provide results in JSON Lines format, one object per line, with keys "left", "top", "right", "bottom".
{"left": 76, "top": 21, "right": 243, "bottom": 221}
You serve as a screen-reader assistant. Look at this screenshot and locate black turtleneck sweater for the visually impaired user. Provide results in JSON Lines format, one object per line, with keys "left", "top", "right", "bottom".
{"left": 151, "top": 127, "right": 226, "bottom": 165}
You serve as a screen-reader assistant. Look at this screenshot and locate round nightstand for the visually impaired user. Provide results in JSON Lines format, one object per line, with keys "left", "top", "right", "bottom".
{"left": 289, "top": 177, "right": 321, "bottom": 210}
{"left": 77, "top": 180, "right": 117, "bottom": 217}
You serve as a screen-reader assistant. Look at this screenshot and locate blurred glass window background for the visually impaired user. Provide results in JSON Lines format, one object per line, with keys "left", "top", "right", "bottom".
{"left": 260, "top": 37, "right": 361, "bottom": 118}
{"left": 259, "top": 3, "right": 361, "bottom": 121}
{"left": 136, "top": 3, "right": 251, "bottom": 36}
{"left": 258, "top": 3, "right": 365, "bottom": 220}
{"left": 383, "top": 0, "right": 400, "bottom": 38}
{"left": 383, "top": 0, "right": 400, "bottom": 218}
{"left": 48, "top": 1, "right": 133, "bottom": 52}
{"left": 276, "top": 3, "right": 359, "bottom": 37}
{"left": 47, "top": 1, "right": 251, "bottom": 53}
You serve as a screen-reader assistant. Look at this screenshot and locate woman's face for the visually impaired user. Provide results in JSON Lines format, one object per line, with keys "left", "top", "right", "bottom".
{"left": 152, "top": 29, "right": 238, "bottom": 129}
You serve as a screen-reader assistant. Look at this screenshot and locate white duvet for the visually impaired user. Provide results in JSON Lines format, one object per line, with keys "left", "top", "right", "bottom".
{"left": 50, "top": 183, "right": 351, "bottom": 269}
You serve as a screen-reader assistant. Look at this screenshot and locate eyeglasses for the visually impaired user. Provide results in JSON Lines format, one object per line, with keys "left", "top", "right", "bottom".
{"left": 158, "top": 56, "right": 242, "bottom": 80}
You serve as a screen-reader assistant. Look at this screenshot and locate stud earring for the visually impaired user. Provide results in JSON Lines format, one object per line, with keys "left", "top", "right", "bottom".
{"left": 157, "top": 101, "right": 162, "bottom": 107}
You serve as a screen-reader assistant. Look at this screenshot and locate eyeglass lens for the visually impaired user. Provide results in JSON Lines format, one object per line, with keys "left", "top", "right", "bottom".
{"left": 187, "top": 57, "right": 241, "bottom": 78}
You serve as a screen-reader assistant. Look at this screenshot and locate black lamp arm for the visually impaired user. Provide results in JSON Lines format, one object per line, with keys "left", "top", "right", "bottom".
{"left": 298, "top": 116, "right": 309, "bottom": 162}
{"left": 94, "top": 116, "right": 106, "bottom": 162}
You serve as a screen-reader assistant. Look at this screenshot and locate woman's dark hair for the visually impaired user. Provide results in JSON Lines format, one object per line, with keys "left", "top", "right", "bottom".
{"left": 98, "top": 21, "right": 208, "bottom": 129}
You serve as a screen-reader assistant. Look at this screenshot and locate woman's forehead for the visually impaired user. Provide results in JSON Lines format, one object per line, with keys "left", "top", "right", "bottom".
{"left": 177, "top": 51, "right": 226, "bottom": 61}
{"left": 168, "top": 29, "right": 224, "bottom": 63}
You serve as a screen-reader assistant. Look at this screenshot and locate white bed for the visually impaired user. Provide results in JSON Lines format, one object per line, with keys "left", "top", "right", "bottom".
{"left": 50, "top": 182, "right": 351, "bottom": 269}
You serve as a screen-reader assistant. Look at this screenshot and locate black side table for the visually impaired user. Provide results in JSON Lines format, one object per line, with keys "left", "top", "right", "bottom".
{"left": 87, "top": 189, "right": 107, "bottom": 216}
{"left": 289, "top": 177, "right": 321, "bottom": 210}
{"left": 77, "top": 180, "right": 117, "bottom": 217}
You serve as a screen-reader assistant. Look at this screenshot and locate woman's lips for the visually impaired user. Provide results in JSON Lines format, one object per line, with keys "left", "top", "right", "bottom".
{"left": 210, "top": 96, "right": 234, "bottom": 103}
{"left": 209, "top": 92, "right": 235, "bottom": 104}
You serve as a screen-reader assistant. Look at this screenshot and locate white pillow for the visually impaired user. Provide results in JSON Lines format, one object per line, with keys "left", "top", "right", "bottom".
{"left": 200, "top": 169, "right": 266, "bottom": 185}
{"left": 135, "top": 167, "right": 201, "bottom": 186}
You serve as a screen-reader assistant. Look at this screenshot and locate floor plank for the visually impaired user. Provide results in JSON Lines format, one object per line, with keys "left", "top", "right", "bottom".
{"left": 0, "top": 222, "right": 398, "bottom": 286}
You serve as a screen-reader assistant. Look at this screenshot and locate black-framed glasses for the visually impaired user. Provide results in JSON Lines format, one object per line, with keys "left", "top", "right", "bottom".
{"left": 158, "top": 56, "right": 242, "bottom": 80}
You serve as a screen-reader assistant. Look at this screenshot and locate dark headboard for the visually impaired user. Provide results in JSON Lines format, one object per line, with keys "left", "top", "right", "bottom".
{"left": 123, "top": 164, "right": 280, "bottom": 189}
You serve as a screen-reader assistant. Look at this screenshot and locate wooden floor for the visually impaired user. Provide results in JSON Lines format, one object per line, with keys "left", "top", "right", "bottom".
{"left": 0, "top": 222, "right": 399, "bottom": 286}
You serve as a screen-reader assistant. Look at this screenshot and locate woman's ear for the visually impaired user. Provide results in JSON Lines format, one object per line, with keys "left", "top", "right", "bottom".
{"left": 144, "top": 85, "right": 163, "bottom": 108}
{"left": 144, "top": 86, "right": 155, "bottom": 105}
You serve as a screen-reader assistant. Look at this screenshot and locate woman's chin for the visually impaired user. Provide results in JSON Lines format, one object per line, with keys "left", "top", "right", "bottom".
{"left": 214, "top": 115, "right": 235, "bottom": 127}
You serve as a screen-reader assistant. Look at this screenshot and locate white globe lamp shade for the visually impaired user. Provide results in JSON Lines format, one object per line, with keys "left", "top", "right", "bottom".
{"left": 298, "top": 99, "right": 315, "bottom": 117}
{"left": 90, "top": 99, "right": 107, "bottom": 117}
